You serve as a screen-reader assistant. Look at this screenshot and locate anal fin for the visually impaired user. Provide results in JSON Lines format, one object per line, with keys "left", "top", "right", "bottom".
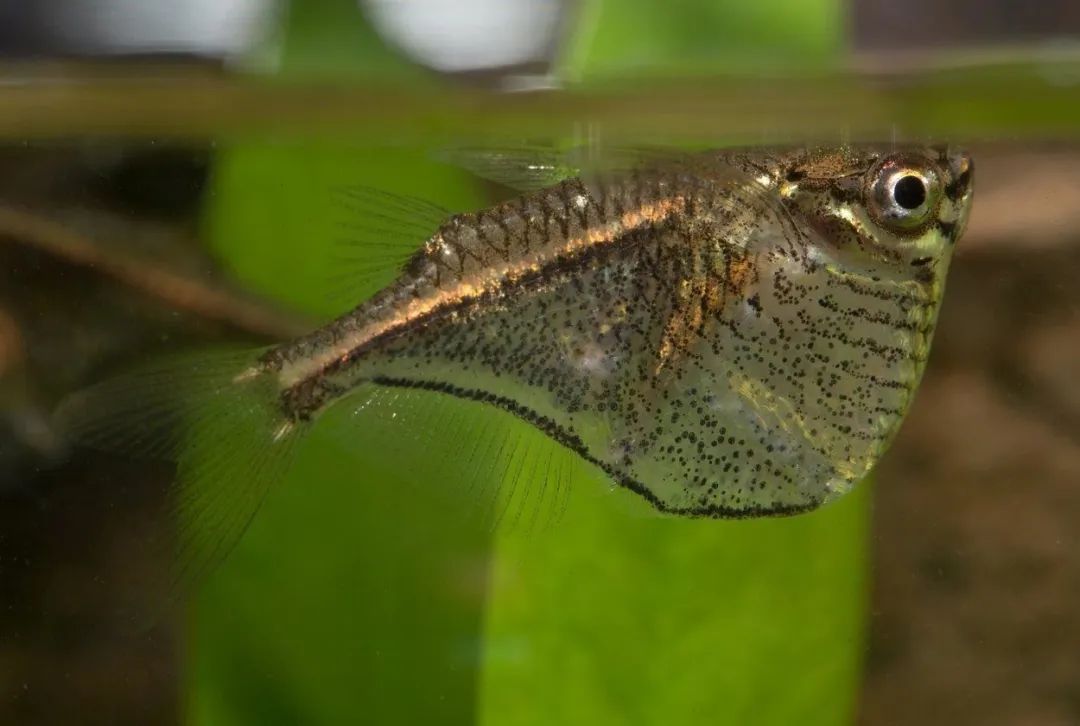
{"left": 319, "top": 380, "right": 583, "bottom": 536}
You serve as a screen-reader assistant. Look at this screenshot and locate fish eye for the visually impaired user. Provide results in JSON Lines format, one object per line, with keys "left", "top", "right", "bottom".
{"left": 866, "top": 156, "right": 942, "bottom": 234}
{"left": 893, "top": 175, "right": 926, "bottom": 210}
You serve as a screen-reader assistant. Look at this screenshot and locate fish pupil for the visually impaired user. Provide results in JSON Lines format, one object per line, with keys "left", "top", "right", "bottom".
{"left": 893, "top": 175, "right": 926, "bottom": 210}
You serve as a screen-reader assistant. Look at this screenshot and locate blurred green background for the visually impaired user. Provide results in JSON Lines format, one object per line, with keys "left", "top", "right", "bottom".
{"left": 190, "top": 2, "right": 869, "bottom": 725}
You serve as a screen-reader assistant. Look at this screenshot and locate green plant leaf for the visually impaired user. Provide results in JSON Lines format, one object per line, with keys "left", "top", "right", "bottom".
{"left": 189, "top": 2, "right": 869, "bottom": 724}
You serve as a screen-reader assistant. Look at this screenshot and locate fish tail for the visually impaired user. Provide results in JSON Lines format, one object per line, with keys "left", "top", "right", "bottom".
{"left": 54, "top": 346, "right": 305, "bottom": 603}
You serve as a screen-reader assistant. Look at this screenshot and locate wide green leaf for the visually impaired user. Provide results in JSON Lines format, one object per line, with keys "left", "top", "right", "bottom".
{"left": 190, "top": 2, "right": 868, "bottom": 724}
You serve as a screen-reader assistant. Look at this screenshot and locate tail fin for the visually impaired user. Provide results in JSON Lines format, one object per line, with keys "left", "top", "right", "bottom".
{"left": 55, "top": 347, "right": 305, "bottom": 610}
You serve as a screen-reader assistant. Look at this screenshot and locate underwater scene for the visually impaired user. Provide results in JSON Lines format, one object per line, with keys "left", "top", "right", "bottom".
{"left": 1, "top": 1, "right": 1079, "bottom": 725}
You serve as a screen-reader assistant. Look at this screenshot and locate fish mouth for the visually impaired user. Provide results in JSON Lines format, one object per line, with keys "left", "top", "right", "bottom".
{"left": 943, "top": 149, "right": 974, "bottom": 243}
{"left": 944, "top": 150, "right": 973, "bottom": 201}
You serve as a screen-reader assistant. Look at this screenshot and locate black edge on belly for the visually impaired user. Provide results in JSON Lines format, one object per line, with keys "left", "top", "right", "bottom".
{"left": 369, "top": 375, "right": 822, "bottom": 519}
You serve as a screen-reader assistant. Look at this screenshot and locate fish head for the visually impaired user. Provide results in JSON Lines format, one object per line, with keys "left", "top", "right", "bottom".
{"left": 774, "top": 145, "right": 974, "bottom": 279}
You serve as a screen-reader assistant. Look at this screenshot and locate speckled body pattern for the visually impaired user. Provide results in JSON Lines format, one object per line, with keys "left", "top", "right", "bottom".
{"left": 259, "top": 145, "right": 974, "bottom": 517}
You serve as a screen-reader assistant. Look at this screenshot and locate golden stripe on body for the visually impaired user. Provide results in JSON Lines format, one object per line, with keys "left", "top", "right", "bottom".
{"left": 278, "top": 196, "right": 689, "bottom": 389}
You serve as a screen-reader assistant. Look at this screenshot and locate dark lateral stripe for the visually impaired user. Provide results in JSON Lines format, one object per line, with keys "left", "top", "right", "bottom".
{"left": 368, "top": 375, "right": 821, "bottom": 520}
{"left": 838, "top": 367, "right": 915, "bottom": 391}
{"left": 817, "top": 295, "right": 917, "bottom": 331}
{"left": 834, "top": 275, "right": 923, "bottom": 306}
{"left": 832, "top": 331, "right": 911, "bottom": 360}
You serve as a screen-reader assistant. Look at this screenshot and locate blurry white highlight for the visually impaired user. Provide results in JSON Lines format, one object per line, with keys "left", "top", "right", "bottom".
{"left": 361, "top": 0, "right": 562, "bottom": 71}
{"left": 45, "top": 0, "right": 279, "bottom": 57}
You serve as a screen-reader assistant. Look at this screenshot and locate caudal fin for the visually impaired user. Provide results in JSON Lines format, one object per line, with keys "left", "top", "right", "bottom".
{"left": 55, "top": 347, "right": 305, "bottom": 612}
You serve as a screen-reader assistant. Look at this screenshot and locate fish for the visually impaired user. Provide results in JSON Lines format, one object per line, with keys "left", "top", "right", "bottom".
{"left": 57, "top": 144, "right": 974, "bottom": 592}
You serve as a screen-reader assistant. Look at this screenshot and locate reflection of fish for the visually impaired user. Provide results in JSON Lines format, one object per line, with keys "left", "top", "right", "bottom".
{"left": 58, "top": 145, "right": 973, "bottom": 588}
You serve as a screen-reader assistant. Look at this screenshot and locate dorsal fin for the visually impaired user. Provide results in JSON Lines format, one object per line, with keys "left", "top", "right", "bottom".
{"left": 436, "top": 145, "right": 580, "bottom": 193}
{"left": 323, "top": 185, "right": 452, "bottom": 309}
{"left": 438, "top": 144, "right": 684, "bottom": 193}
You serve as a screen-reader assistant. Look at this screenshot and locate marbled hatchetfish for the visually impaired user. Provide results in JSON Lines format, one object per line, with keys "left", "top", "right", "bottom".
{"left": 59, "top": 144, "right": 974, "bottom": 587}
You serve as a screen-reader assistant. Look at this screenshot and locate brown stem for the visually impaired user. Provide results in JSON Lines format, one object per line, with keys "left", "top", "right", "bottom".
{"left": 0, "top": 204, "right": 313, "bottom": 340}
